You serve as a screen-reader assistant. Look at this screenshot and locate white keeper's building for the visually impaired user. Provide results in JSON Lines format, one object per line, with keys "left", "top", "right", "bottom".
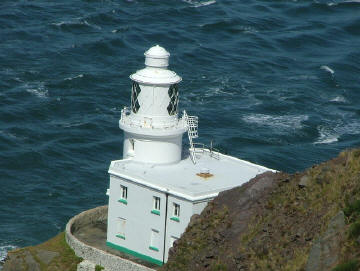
{"left": 106, "top": 45, "right": 273, "bottom": 266}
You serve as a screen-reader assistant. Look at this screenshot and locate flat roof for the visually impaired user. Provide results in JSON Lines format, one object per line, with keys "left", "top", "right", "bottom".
{"left": 108, "top": 149, "right": 275, "bottom": 201}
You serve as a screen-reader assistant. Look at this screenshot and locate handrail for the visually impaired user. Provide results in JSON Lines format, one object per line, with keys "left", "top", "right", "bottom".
{"left": 120, "top": 107, "right": 186, "bottom": 130}
{"left": 192, "top": 143, "right": 220, "bottom": 160}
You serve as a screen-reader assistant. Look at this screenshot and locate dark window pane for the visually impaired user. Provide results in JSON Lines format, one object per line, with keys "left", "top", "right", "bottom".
{"left": 167, "top": 84, "right": 179, "bottom": 115}
{"left": 131, "top": 82, "right": 141, "bottom": 113}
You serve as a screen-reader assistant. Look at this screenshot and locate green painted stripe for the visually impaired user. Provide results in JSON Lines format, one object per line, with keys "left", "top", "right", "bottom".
{"left": 118, "top": 199, "right": 128, "bottom": 205}
{"left": 149, "top": 246, "right": 159, "bottom": 252}
{"left": 170, "top": 217, "right": 180, "bottom": 222}
{"left": 116, "top": 234, "right": 125, "bottom": 240}
{"left": 106, "top": 241, "right": 163, "bottom": 266}
{"left": 151, "top": 209, "right": 160, "bottom": 215}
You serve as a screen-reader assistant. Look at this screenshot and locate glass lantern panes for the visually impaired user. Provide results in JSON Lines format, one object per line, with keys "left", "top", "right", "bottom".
{"left": 167, "top": 84, "right": 179, "bottom": 116}
{"left": 131, "top": 82, "right": 141, "bottom": 113}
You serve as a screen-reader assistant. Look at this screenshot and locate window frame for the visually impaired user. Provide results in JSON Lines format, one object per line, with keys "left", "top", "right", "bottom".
{"left": 170, "top": 203, "right": 180, "bottom": 222}
{"left": 118, "top": 185, "right": 128, "bottom": 205}
{"left": 131, "top": 82, "right": 141, "bottom": 113}
{"left": 115, "top": 217, "right": 126, "bottom": 240}
{"left": 149, "top": 229, "right": 160, "bottom": 251}
{"left": 151, "top": 196, "right": 161, "bottom": 215}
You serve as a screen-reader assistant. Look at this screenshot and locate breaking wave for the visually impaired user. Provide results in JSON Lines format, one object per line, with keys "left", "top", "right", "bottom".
{"left": 0, "top": 245, "right": 17, "bottom": 265}
{"left": 243, "top": 114, "right": 309, "bottom": 131}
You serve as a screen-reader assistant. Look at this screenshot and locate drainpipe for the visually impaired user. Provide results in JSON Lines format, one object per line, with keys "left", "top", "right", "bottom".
{"left": 162, "top": 192, "right": 169, "bottom": 263}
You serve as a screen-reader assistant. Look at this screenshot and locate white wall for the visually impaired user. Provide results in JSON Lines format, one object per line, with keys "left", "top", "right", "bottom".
{"left": 123, "top": 132, "right": 182, "bottom": 164}
{"left": 107, "top": 175, "right": 166, "bottom": 264}
{"left": 107, "top": 175, "right": 214, "bottom": 264}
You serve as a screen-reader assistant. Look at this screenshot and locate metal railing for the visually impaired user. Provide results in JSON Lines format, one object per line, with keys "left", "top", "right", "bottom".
{"left": 120, "top": 107, "right": 186, "bottom": 130}
{"left": 192, "top": 143, "right": 220, "bottom": 160}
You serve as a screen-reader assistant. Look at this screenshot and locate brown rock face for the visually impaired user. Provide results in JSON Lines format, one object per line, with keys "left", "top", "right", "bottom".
{"left": 162, "top": 171, "right": 284, "bottom": 271}
{"left": 162, "top": 149, "right": 360, "bottom": 271}
{"left": 305, "top": 211, "right": 345, "bottom": 271}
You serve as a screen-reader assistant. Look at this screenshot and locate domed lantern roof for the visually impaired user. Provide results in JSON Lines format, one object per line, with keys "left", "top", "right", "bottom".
{"left": 130, "top": 45, "right": 181, "bottom": 85}
{"left": 144, "top": 45, "right": 170, "bottom": 68}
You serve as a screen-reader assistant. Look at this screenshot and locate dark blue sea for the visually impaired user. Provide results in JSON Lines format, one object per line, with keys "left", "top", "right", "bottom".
{"left": 1, "top": 0, "right": 360, "bottom": 263}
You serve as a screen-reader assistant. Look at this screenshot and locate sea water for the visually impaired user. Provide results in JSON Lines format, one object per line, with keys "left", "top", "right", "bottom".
{"left": 0, "top": 0, "right": 359, "bottom": 264}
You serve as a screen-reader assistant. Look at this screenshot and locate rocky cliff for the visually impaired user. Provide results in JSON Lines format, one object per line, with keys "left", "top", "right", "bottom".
{"left": 162, "top": 148, "right": 360, "bottom": 271}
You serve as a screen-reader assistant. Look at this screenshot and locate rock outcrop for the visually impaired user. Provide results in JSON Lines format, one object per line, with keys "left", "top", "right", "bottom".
{"left": 163, "top": 148, "right": 360, "bottom": 271}
{"left": 2, "top": 232, "right": 81, "bottom": 271}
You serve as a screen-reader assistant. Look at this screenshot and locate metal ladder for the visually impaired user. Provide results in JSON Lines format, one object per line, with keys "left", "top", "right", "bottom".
{"left": 184, "top": 111, "right": 199, "bottom": 164}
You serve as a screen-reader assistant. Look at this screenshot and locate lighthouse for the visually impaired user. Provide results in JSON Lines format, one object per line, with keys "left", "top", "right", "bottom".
{"left": 106, "top": 45, "right": 274, "bottom": 266}
{"left": 119, "top": 45, "right": 187, "bottom": 164}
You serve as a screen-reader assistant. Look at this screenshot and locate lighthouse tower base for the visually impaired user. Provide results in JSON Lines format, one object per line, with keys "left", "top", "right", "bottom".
{"left": 123, "top": 132, "right": 183, "bottom": 164}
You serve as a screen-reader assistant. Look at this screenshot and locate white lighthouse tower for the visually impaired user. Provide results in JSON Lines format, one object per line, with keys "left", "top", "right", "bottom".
{"left": 120, "top": 45, "right": 187, "bottom": 164}
{"left": 106, "top": 45, "right": 274, "bottom": 267}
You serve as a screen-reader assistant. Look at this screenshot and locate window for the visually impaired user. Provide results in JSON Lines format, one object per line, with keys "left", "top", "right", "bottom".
{"left": 167, "top": 84, "right": 179, "bottom": 115}
{"left": 151, "top": 196, "right": 160, "bottom": 215}
{"left": 170, "top": 203, "right": 180, "bottom": 222}
{"left": 174, "top": 203, "right": 180, "bottom": 217}
{"left": 131, "top": 82, "right": 141, "bottom": 113}
{"left": 149, "top": 229, "right": 159, "bottom": 251}
{"left": 130, "top": 139, "right": 134, "bottom": 150}
{"left": 118, "top": 185, "right": 127, "bottom": 204}
{"left": 116, "top": 217, "right": 126, "bottom": 240}
{"left": 121, "top": 185, "right": 127, "bottom": 199}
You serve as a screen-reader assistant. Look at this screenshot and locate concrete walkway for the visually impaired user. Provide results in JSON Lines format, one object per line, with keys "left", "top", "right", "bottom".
{"left": 73, "top": 221, "right": 158, "bottom": 269}
{"left": 66, "top": 205, "right": 158, "bottom": 271}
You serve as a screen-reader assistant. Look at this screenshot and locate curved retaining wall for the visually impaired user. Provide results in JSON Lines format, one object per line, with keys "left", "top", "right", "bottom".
{"left": 65, "top": 205, "right": 155, "bottom": 271}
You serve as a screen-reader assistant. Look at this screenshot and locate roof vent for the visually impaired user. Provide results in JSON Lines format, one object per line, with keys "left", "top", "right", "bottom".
{"left": 196, "top": 168, "right": 213, "bottom": 179}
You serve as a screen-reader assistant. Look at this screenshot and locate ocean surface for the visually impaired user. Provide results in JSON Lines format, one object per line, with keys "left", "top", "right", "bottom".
{"left": 1, "top": 0, "right": 360, "bottom": 264}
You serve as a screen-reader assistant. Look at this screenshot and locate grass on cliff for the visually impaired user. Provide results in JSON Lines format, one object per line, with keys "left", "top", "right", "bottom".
{"left": 8, "top": 232, "right": 82, "bottom": 271}
{"left": 241, "top": 149, "right": 360, "bottom": 270}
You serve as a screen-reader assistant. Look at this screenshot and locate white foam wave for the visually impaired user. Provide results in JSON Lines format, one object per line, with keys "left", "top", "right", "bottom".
{"left": 204, "top": 87, "right": 235, "bottom": 97}
{"left": 183, "top": 0, "right": 216, "bottom": 7}
{"left": 314, "top": 126, "right": 339, "bottom": 144}
{"left": 25, "top": 84, "right": 48, "bottom": 98}
{"left": 315, "top": 136, "right": 339, "bottom": 144}
{"left": 320, "top": 65, "right": 335, "bottom": 74}
{"left": 330, "top": 96, "right": 346, "bottom": 103}
{"left": 65, "top": 74, "right": 84, "bottom": 81}
{"left": 51, "top": 19, "right": 101, "bottom": 30}
{"left": 0, "top": 245, "right": 17, "bottom": 264}
{"left": 23, "top": 81, "right": 49, "bottom": 98}
{"left": 314, "top": 120, "right": 360, "bottom": 144}
{"left": 51, "top": 21, "right": 67, "bottom": 26}
{"left": 242, "top": 114, "right": 308, "bottom": 130}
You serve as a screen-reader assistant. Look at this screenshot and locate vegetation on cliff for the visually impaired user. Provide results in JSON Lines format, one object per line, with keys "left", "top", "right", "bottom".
{"left": 2, "top": 232, "right": 81, "bottom": 271}
{"left": 162, "top": 148, "right": 360, "bottom": 271}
